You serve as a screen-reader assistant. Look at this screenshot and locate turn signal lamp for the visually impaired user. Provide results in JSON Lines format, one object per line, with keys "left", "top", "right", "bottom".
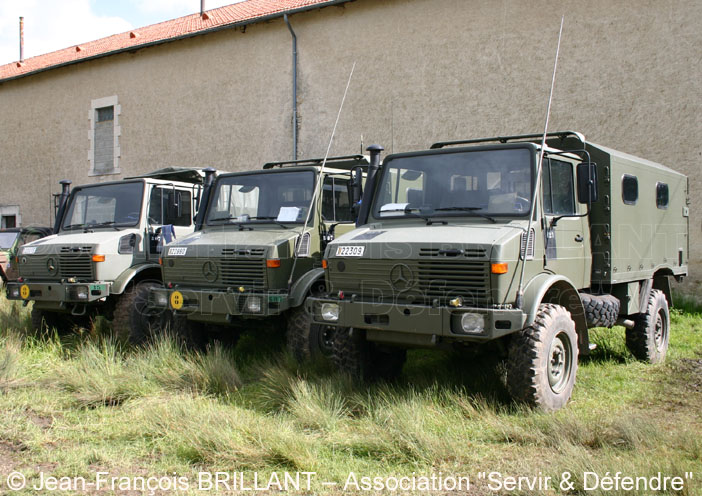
{"left": 491, "top": 263, "right": 509, "bottom": 274}
{"left": 322, "top": 259, "right": 328, "bottom": 269}
{"left": 92, "top": 255, "right": 106, "bottom": 262}
{"left": 266, "top": 259, "right": 281, "bottom": 268}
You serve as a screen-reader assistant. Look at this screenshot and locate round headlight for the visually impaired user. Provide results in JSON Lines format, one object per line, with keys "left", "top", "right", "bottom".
{"left": 321, "top": 303, "right": 339, "bottom": 322}
{"left": 461, "top": 313, "right": 485, "bottom": 334}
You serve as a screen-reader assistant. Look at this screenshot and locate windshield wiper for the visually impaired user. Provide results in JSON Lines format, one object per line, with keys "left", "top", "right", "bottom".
{"left": 379, "top": 207, "right": 447, "bottom": 225}
{"left": 248, "top": 216, "right": 290, "bottom": 229}
{"left": 62, "top": 223, "right": 85, "bottom": 231}
{"left": 86, "top": 221, "right": 121, "bottom": 231}
{"left": 434, "top": 207, "right": 497, "bottom": 224}
{"left": 207, "top": 216, "right": 254, "bottom": 231}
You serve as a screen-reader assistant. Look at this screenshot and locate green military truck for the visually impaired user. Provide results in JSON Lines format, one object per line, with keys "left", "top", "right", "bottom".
{"left": 307, "top": 132, "right": 688, "bottom": 411}
{"left": 150, "top": 154, "right": 369, "bottom": 359}
{"left": 6, "top": 168, "right": 211, "bottom": 340}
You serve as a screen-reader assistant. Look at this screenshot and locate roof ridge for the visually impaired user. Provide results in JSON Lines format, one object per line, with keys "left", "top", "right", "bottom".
{"left": 0, "top": 0, "right": 344, "bottom": 82}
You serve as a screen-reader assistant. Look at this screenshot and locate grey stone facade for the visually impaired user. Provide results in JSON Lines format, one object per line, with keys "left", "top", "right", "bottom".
{"left": 0, "top": 0, "right": 700, "bottom": 289}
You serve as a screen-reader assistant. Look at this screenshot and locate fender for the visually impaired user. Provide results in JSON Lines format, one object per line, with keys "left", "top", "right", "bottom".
{"left": 523, "top": 272, "right": 589, "bottom": 355}
{"left": 111, "top": 263, "right": 163, "bottom": 295}
{"left": 289, "top": 268, "right": 325, "bottom": 308}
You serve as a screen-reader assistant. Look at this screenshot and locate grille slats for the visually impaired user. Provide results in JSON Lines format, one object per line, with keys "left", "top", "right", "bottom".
{"left": 165, "top": 254, "right": 266, "bottom": 289}
{"left": 19, "top": 245, "right": 94, "bottom": 280}
{"left": 329, "top": 258, "right": 489, "bottom": 304}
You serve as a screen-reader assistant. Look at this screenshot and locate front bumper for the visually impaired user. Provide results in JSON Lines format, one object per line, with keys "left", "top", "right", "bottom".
{"left": 6, "top": 281, "right": 110, "bottom": 304}
{"left": 151, "top": 287, "right": 290, "bottom": 322}
{"left": 306, "top": 297, "right": 526, "bottom": 343}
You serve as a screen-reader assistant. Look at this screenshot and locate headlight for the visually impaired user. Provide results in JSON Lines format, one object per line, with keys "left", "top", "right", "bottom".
{"left": 155, "top": 292, "right": 168, "bottom": 308}
{"left": 9, "top": 286, "right": 20, "bottom": 298}
{"left": 460, "top": 313, "right": 485, "bottom": 334}
{"left": 320, "top": 303, "right": 339, "bottom": 322}
{"left": 69, "top": 285, "right": 89, "bottom": 301}
{"left": 245, "top": 296, "right": 262, "bottom": 313}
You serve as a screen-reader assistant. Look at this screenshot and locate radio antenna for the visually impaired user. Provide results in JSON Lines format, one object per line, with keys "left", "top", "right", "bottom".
{"left": 515, "top": 15, "right": 564, "bottom": 309}
{"left": 288, "top": 61, "right": 356, "bottom": 289}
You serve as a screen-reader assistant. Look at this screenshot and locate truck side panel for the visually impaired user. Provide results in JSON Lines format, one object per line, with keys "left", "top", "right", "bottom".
{"left": 587, "top": 144, "right": 688, "bottom": 285}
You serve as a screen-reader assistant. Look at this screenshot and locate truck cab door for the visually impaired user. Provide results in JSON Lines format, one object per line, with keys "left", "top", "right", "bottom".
{"left": 322, "top": 175, "right": 358, "bottom": 239}
{"left": 147, "top": 185, "right": 195, "bottom": 253}
{"left": 541, "top": 158, "right": 590, "bottom": 289}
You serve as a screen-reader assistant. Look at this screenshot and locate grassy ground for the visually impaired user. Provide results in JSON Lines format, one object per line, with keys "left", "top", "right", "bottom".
{"left": 0, "top": 294, "right": 700, "bottom": 495}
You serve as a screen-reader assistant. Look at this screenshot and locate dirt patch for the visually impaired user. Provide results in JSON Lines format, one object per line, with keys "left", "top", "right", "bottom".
{"left": 0, "top": 440, "right": 24, "bottom": 473}
{"left": 25, "top": 408, "right": 54, "bottom": 430}
{"left": 669, "top": 357, "right": 702, "bottom": 393}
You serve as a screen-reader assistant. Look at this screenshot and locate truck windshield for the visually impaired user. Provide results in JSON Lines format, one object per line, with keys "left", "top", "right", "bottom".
{"left": 373, "top": 148, "right": 533, "bottom": 220}
{"left": 61, "top": 182, "right": 145, "bottom": 231}
{"left": 0, "top": 232, "right": 19, "bottom": 250}
{"left": 206, "top": 170, "right": 315, "bottom": 225}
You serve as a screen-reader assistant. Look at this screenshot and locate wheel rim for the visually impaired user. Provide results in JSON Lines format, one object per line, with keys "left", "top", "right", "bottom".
{"left": 654, "top": 310, "right": 668, "bottom": 351}
{"left": 316, "top": 324, "right": 335, "bottom": 356}
{"left": 548, "top": 331, "right": 573, "bottom": 394}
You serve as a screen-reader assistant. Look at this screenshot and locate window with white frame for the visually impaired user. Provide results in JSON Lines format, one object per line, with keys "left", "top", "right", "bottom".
{"left": 89, "top": 96, "right": 121, "bottom": 176}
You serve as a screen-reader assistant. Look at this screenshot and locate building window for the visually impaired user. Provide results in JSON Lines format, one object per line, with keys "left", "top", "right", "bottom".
{"left": 656, "top": 182, "right": 669, "bottom": 209}
{"left": 89, "top": 96, "right": 121, "bottom": 176}
{"left": 622, "top": 175, "right": 638, "bottom": 205}
{"left": 0, "top": 206, "right": 20, "bottom": 228}
{"left": 1, "top": 215, "right": 16, "bottom": 228}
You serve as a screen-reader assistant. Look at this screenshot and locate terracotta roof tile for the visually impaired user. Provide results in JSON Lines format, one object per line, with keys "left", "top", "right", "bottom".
{"left": 0, "top": 0, "right": 345, "bottom": 82}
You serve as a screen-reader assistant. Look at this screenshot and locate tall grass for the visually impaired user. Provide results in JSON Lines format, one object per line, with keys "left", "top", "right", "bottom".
{"left": 0, "top": 292, "right": 700, "bottom": 495}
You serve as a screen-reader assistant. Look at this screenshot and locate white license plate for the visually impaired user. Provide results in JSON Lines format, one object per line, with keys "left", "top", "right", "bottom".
{"left": 336, "top": 245, "right": 365, "bottom": 257}
{"left": 22, "top": 246, "right": 37, "bottom": 254}
{"left": 168, "top": 247, "right": 188, "bottom": 256}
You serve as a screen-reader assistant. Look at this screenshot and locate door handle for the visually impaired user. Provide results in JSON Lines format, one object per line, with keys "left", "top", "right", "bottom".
{"left": 574, "top": 234, "right": 583, "bottom": 243}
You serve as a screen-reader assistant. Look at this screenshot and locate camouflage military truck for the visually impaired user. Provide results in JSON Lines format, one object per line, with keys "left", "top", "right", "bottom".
{"left": 307, "top": 132, "right": 688, "bottom": 411}
{"left": 6, "top": 168, "right": 212, "bottom": 340}
{"left": 150, "top": 154, "right": 369, "bottom": 359}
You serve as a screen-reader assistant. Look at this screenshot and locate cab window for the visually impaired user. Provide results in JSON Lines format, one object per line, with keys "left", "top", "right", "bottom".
{"left": 322, "top": 176, "right": 355, "bottom": 222}
{"left": 148, "top": 187, "right": 192, "bottom": 226}
{"left": 542, "top": 158, "right": 576, "bottom": 216}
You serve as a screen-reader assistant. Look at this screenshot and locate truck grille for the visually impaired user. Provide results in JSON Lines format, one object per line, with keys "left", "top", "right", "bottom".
{"left": 221, "top": 258, "right": 266, "bottom": 288}
{"left": 328, "top": 258, "right": 489, "bottom": 305}
{"left": 19, "top": 245, "right": 94, "bottom": 280}
{"left": 165, "top": 251, "right": 267, "bottom": 289}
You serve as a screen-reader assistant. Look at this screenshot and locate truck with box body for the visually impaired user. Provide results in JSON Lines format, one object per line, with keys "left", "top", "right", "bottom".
{"left": 6, "top": 168, "right": 210, "bottom": 340}
{"left": 306, "top": 132, "right": 688, "bottom": 411}
{"left": 150, "top": 155, "right": 368, "bottom": 359}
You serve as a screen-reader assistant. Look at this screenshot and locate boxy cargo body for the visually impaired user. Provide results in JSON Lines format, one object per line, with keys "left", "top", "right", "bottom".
{"left": 306, "top": 132, "right": 688, "bottom": 411}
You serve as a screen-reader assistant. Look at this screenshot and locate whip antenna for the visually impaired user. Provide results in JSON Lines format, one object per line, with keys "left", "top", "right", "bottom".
{"left": 288, "top": 61, "right": 356, "bottom": 288}
{"left": 515, "top": 16, "right": 564, "bottom": 309}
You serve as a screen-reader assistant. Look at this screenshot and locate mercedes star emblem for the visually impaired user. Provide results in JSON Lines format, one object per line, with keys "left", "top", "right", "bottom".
{"left": 389, "top": 263, "right": 415, "bottom": 291}
{"left": 202, "top": 260, "right": 218, "bottom": 282}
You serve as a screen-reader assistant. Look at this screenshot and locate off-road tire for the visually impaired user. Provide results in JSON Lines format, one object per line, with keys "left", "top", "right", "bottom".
{"left": 287, "top": 304, "right": 336, "bottom": 363}
{"left": 580, "top": 293, "right": 620, "bottom": 328}
{"left": 332, "top": 328, "right": 406, "bottom": 382}
{"left": 626, "top": 289, "right": 669, "bottom": 364}
{"left": 30, "top": 308, "right": 67, "bottom": 334}
{"left": 113, "top": 281, "right": 171, "bottom": 345}
{"left": 171, "top": 316, "right": 210, "bottom": 350}
{"left": 507, "top": 304, "right": 579, "bottom": 412}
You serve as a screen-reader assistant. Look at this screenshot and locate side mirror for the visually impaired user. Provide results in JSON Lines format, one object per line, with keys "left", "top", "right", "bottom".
{"left": 351, "top": 166, "right": 364, "bottom": 210}
{"left": 577, "top": 162, "right": 598, "bottom": 204}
